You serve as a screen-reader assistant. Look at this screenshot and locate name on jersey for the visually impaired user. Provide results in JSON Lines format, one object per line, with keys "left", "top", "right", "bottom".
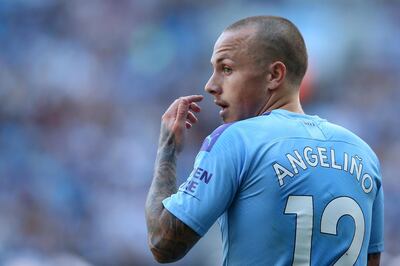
{"left": 272, "top": 146, "right": 373, "bottom": 194}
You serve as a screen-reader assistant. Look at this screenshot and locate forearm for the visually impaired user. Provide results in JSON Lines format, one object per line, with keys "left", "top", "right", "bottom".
{"left": 145, "top": 124, "right": 178, "bottom": 236}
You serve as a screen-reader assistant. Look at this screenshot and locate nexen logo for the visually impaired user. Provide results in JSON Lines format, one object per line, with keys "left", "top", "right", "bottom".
{"left": 180, "top": 167, "right": 213, "bottom": 195}
{"left": 191, "top": 167, "right": 213, "bottom": 184}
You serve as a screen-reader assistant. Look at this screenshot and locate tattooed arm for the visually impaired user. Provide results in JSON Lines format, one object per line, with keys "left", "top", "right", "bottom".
{"left": 145, "top": 95, "right": 203, "bottom": 263}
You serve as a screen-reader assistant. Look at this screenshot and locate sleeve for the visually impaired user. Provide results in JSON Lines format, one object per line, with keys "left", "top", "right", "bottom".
{"left": 162, "top": 124, "right": 244, "bottom": 236}
{"left": 368, "top": 177, "right": 384, "bottom": 253}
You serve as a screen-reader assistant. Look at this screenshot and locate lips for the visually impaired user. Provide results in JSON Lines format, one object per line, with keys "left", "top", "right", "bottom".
{"left": 214, "top": 100, "right": 229, "bottom": 118}
{"left": 214, "top": 100, "right": 229, "bottom": 109}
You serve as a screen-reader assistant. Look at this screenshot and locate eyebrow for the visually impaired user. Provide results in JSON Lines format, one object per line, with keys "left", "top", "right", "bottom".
{"left": 210, "top": 54, "right": 233, "bottom": 65}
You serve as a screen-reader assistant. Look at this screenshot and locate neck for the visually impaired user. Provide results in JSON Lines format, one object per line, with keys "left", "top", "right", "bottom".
{"left": 257, "top": 90, "right": 304, "bottom": 115}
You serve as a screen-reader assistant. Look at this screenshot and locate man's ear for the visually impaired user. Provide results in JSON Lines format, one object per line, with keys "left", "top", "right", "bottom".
{"left": 266, "top": 61, "right": 286, "bottom": 90}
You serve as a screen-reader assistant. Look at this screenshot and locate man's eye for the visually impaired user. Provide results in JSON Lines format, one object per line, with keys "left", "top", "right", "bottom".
{"left": 223, "top": 66, "right": 232, "bottom": 74}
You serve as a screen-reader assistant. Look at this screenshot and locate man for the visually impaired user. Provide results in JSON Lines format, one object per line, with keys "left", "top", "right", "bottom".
{"left": 145, "top": 16, "right": 383, "bottom": 265}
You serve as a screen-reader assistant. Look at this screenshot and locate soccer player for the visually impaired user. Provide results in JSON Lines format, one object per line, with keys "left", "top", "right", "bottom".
{"left": 145, "top": 16, "right": 383, "bottom": 265}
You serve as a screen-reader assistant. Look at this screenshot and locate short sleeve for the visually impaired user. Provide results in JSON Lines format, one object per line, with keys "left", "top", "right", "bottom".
{"left": 162, "top": 123, "right": 244, "bottom": 236}
{"left": 368, "top": 179, "right": 384, "bottom": 253}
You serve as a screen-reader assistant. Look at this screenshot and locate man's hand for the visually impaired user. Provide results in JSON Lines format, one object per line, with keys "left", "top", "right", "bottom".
{"left": 160, "top": 95, "right": 203, "bottom": 153}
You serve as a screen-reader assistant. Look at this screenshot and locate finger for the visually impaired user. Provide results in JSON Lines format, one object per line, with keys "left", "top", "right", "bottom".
{"left": 185, "top": 121, "right": 192, "bottom": 129}
{"left": 189, "top": 102, "right": 201, "bottom": 113}
{"left": 181, "top": 94, "right": 204, "bottom": 103}
{"left": 175, "top": 95, "right": 203, "bottom": 122}
{"left": 176, "top": 98, "right": 190, "bottom": 122}
{"left": 187, "top": 111, "right": 198, "bottom": 124}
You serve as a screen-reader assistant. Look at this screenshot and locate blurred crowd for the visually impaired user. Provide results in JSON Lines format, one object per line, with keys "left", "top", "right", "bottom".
{"left": 0, "top": 0, "right": 399, "bottom": 265}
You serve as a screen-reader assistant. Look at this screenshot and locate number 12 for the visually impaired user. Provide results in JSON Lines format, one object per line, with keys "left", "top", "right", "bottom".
{"left": 284, "top": 196, "right": 365, "bottom": 266}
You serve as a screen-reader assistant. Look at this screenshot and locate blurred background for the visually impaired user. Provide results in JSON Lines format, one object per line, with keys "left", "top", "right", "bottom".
{"left": 0, "top": 0, "right": 399, "bottom": 265}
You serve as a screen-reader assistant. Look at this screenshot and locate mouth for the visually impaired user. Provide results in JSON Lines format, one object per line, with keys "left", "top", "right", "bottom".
{"left": 214, "top": 100, "right": 229, "bottom": 117}
{"left": 214, "top": 100, "right": 229, "bottom": 109}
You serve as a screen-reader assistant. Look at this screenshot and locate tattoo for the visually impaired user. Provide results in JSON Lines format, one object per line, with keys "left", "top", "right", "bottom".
{"left": 145, "top": 124, "right": 200, "bottom": 262}
{"left": 146, "top": 124, "right": 178, "bottom": 225}
{"left": 149, "top": 209, "right": 200, "bottom": 262}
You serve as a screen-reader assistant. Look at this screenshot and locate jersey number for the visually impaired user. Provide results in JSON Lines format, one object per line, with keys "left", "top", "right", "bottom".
{"left": 284, "top": 196, "right": 365, "bottom": 266}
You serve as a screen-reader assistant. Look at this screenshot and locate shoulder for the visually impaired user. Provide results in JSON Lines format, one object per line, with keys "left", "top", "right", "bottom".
{"left": 195, "top": 122, "right": 246, "bottom": 176}
{"left": 199, "top": 113, "right": 282, "bottom": 153}
{"left": 323, "top": 121, "right": 380, "bottom": 164}
{"left": 199, "top": 123, "right": 237, "bottom": 152}
{"left": 324, "top": 122, "right": 373, "bottom": 150}
{"left": 200, "top": 122, "right": 242, "bottom": 152}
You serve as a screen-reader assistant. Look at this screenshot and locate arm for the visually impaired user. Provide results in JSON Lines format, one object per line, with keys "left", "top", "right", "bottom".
{"left": 145, "top": 95, "right": 203, "bottom": 263}
{"left": 367, "top": 253, "right": 380, "bottom": 266}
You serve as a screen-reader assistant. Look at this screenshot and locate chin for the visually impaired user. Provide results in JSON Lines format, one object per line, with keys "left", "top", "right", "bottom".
{"left": 221, "top": 116, "right": 230, "bottom": 124}
{"left": 220, "top": 109, "right": 248, "bottom": 123}
{"left": 221, "top": 115, "right": 237, "bottom": 123}
{"left": 220, "top": 112, "right": 231, "bottom": 123}
{"left": 222, "top": 114, "right": 253, "bottom": 123}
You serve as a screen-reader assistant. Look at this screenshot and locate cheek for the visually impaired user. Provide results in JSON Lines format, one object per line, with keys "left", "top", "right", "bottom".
{"left": 223, "top": 72, "right": 265, "bottom": 105}
{"left": 232, "top": 84, "right": 266, "bottom": 114}
{"left": 223, "top": 77, "right": 247, "bottom": 99}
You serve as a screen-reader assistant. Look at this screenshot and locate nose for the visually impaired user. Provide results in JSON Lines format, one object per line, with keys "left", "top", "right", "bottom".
{"left": 204, "top": 73, "right": 222, "bottom": 95}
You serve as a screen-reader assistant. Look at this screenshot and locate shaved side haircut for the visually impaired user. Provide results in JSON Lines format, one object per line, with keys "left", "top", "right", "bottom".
{"left": 225, "top": 16, "right": 308, "bottom": 85}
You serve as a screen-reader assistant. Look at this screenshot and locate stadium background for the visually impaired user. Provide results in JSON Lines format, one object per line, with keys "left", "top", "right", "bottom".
{"left": 0, "top": 0, "right": 399, "bottom": 265}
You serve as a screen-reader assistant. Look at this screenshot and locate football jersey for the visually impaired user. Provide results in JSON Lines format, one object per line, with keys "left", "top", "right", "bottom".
{"left": 162, "top": 109, "right": 384, "bottom": 265}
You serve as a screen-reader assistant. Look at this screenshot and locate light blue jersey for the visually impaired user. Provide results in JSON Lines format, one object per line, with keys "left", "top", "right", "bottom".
{"left": 163, "top": 109, "right": 384, "bottom": 265}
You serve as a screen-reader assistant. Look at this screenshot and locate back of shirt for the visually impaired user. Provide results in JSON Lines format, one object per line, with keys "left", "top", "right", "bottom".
{"left": 163, "top": 109, "right": 384, "bottom": 266}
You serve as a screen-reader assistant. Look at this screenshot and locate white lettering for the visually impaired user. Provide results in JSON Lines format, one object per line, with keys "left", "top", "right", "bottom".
{"left": 344, "top": 152, "right": 349, "bottom": 171}
{"left": 317, "top": 147, "right": 329, "bottom": 167}
{"left": 274, "top": 147, "right": 373, "bottom": 195}
{"left": 361, "top": 173, "right": 373, "bottom": 193}
{"left": 331, "top": 149, "right": 342, "bottom": 170}
{"left": 286, "top": 150, "right": 307, "bottom": 174}
{"left": 350, "top": 156, "right": 363, "bottom": 181}
{"left": 273, "top": 162, "right": 294, "bottom": 187}
{"left": 304, "top": 147, "right": 318, "bottom": 167}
